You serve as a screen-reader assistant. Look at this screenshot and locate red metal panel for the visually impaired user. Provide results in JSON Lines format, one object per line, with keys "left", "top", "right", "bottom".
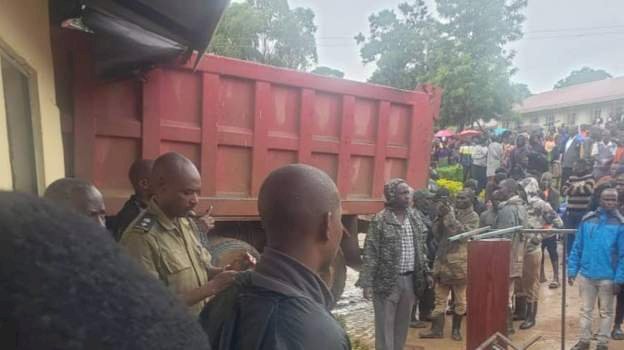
{"left": 94, "top": 136, "right": 139, "bottom": 194}
{"left": 216, "top": 146, "right": 252, "bottom": 197}
{"left": 312, "top": 92, "right": 340, "bottom": 141}
{"left": 349, "top": 156, "right": 374, "bottom": 198}
{"left": 298, "top": 89, "right": 314, "bottom": 163}
{"left": 406, "top": 97, "right": 433, "bottom": 188}
{"left": 160, "top": 70, "right": 201, "bottom": 126}
{"left": 92, "top": 80, "right": 141, "bottom": 122}
{"left": 337, "top": 96, "right": 354, "bottom": 199}
{"left": 62, "top": 36, "right": 440, "bottom": 216}
{"left": 352, "top": 98, "right": 378, "bottom": 145}
{"left": 72, "top": 42, "right": 95, "bottom": 180}
{"left": 142, "top": 69, "right": 163, "bottom": 159}
{"left": 388, "top": 104, "right": 410, "bottom": 147}
{"left": 372, "top": 101, "right": 390, "bottom": 197}
{"left": 250, "top": 81, "right": 271, "bottom": 196}
{"left": 467, "top": 240, "right": 510, "bottom": 350}
{"left": 201, "top": 73, "right": 220, "bottom": 196}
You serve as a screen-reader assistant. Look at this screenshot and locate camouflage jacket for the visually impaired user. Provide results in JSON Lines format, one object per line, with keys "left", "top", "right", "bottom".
{"left": 495, "top": 195, "right": 529, "bottom": 278}
{"left": 356, "top": 208, "right": 430, "bottom": 298}
{"left": 432, "top": 207, "right": 480, "bottom": 284}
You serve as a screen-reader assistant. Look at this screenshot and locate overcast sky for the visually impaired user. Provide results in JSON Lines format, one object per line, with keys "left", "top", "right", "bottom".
{"left": 281, "top": 0, "right": 624, "bottom": 93}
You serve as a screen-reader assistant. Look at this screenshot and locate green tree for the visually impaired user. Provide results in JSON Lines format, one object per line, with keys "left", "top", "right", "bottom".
{"left": 554, "top": 67, "right": 612, "bottom": 89}
{"left": 356, "top": 0, "right": 527, "bottom": 129}
{"left": 311, "top": 66, "right": 345, "bottom": 78}
{"left": 209, "top": 0, "right": 318, "bottom": 71}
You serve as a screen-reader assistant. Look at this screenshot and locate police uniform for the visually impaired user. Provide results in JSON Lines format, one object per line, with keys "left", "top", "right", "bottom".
{"left": 121, "top": 199, "right": 213, "bottom": 315}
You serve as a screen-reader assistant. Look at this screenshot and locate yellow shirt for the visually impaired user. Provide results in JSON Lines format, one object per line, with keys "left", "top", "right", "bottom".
{"left": 120, "top": 199, "right": 213, "bottom": 315}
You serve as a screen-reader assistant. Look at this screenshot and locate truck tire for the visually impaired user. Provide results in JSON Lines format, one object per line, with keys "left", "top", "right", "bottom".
{"left": 203, "top": 236, "right": 260, "bottom": 270}
{"left": 320, "top": 249, "right": 347, "bottom": 301}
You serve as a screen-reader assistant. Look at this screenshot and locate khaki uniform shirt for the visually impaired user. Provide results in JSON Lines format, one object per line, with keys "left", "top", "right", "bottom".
{"left": 120, "top": 199, "right": 213, "bottom": 315}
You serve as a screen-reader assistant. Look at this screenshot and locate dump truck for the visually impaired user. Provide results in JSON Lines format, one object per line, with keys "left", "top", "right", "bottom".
{"left": 52, "top": 31, "right": 442, "bottom": 298}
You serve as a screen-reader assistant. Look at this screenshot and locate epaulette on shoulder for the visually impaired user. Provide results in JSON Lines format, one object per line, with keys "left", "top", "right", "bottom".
{"left": 581, "top": 211, "right": 598, "bottom": 222}
{"left": 133, "top": 213, "right": 157, "bottom": 233}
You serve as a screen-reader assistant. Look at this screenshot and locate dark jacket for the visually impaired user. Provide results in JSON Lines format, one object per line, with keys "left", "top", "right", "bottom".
{"left": 356, "top": 208, "right": 430, "bottom": 298}
{"left": 200, "top": 248, "right": 350, "bottom": 350}
{"left": 110, "top": 195, "right": 147, "bottom": 241}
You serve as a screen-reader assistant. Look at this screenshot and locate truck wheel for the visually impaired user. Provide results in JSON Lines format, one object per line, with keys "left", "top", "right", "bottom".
{"left": 203, "top": 236, "right": 260, "bottom": 270}
{"left": 320, "top": 249, "right": 347, "bottom": 302}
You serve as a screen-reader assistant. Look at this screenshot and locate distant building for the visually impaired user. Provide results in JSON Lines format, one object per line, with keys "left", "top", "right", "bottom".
{"left": 511, "top": 77, "right": 624, "bottom": 130}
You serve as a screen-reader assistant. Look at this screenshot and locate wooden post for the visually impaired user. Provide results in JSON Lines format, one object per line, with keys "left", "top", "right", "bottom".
{"left": 466, "top": 239, "right": 511, "bottom": 350}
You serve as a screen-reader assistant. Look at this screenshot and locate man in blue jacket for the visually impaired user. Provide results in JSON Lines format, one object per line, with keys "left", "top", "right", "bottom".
{"left": 568, "top": 188, "right": 624, "bottom": 350}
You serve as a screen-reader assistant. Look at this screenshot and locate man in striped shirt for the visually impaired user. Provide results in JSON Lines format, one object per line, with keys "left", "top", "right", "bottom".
{"left": 562, "top": 159, "right": 595, "bottom": 255}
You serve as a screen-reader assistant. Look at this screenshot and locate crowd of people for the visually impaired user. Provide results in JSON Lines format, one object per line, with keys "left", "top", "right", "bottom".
{"left": 404, "top": 123, "right": 624, "bottom": 350}
{"left": 4, "top": 123, "right": 624, "bottom": 350}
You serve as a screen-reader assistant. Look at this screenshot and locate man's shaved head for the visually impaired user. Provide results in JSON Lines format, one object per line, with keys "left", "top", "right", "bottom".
{"left": 128, "top": 159, "right": 154, "bottom": 196}
{"left": 151, "top": 153, "right": 201, "bottom": 218}
{"left": 44, "top": 178, "right": 106, "bottom": 227}
{"left": 258, "top": 165, "right": 343, "bottom": 271}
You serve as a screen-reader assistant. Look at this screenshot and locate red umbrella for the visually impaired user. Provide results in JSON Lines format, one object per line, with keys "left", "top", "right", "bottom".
{"left": 458, "top": 129, "right": 481, "bottom": 137}
{"left": 435, "top": 129, "right": 455, "bottom": 138}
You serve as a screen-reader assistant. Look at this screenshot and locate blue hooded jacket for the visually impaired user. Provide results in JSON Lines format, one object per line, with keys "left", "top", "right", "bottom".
{"left": 568, "top": 208, "right": 624, "bottom": 283}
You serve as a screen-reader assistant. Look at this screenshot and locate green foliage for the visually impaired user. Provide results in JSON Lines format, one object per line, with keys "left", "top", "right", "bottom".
{"left": 436, "top": 179, "right": 464, "bottom": 196}
{"left": 437, "top": 164, "right": 464, "bottom": 182}
{"left": 554, "top": 66, "right": 612, "bottom": 89}
{"left": 209, "top": 0, "right": 318, "bottom": 71}
{"left": 356, "top": 0, "right": 528, "bottom": 129}
{"left": 311, "top": 66, "right": 345, "bottom": 78}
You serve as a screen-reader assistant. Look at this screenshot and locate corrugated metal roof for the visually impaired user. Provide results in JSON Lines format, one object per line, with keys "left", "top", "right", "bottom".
{"left": 513, "top": 76, "right": 624, "bottom": 114}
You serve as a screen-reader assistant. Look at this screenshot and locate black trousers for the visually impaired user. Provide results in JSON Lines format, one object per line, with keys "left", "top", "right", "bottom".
{"left": 541, "top": 236, "right": 558, "bottom": 266}
{"left": 616, "top": 288, "right": 624, "bottom": 325}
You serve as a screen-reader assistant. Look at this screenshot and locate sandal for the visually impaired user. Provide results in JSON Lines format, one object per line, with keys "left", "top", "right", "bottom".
{"left": 549, "top": 281, "right": 560, "bottom": 289}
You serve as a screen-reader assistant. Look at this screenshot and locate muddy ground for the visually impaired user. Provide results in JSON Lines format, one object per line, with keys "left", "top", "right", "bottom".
{"left": 334, "top": 248, "right": 624, "bottom": 350}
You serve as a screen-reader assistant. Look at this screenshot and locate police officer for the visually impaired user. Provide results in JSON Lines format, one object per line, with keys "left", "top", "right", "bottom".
{"left": 121, "top": 152, "right": 237, "bottom": 315}
{"left": 109, "top": 159, "right": 154, "bottom": 241}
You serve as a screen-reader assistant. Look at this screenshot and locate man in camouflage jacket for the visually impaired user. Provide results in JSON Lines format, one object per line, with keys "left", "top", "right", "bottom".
{"left": 420, "top": 190, "right": 479, "bottom": 341}
{"left": 357, "top": 179, "right": 431, "bottom": 350}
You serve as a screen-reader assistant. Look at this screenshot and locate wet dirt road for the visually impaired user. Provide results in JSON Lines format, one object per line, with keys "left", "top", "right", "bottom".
{"left": 336, "top": 262, "right": 624, "bottom": 350}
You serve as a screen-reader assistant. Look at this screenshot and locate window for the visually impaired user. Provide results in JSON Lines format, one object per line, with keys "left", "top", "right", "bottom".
{"left": 593, "top": 108, "right": 602, "bottom": 122}
{"left": 545, "top": 115, "right": 555, "bottom": 127}
{"left": 567, "top": 113, "right": 577, "bottom": 126}
{"left": 1, "top": 56, "right": 39, "bottom": 193}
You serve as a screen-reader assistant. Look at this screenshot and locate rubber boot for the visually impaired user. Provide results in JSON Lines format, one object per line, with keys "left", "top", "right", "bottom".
{"left": 539, "top": 258, "right": 547, "bottom": 283}
{"left": 507, "top": 307, "right": 515, "bottom": 335}
{"left": 513, "top": 296, "right": 527, "bottom": 321}
{"left": 451, "top": 314, "right": 463, "bottom": 341}
{"left": 419, "top": 314, "right": 445, "bottom": 338}
{"left": 520, "top": 302, "right": 537, "bottom": 329}
{"left": 613, "top": 324, "right": 624, "bottom": 340}
{"left": 570, "top": 341, "right": 590, "bottom": 350}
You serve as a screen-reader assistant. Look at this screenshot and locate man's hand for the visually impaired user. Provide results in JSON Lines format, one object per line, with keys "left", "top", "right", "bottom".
{"left": 426, "top": 275, "right": 435, "bottom": 289}
{"left": 208, "top": 270, "right": 238, "bottom": 296}
{"left": 199, "top": 214, "right": 216, "bottom": 231}
{"left": 568, "top": 277, "right": 575, "bottom": 287}
{"left": 363, "top": 288, "right": 373, "bottom": 300}
{"left": 615, "top": 284, "right": 622, "bottom": 295}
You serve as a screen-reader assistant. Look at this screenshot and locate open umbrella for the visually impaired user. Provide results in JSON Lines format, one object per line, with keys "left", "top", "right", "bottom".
{"left": 435, "top": 129, "right": 455, "bottom": 138}
{"left": 458, "top": 129, "right": 481, "bottom": 137}
{"left": 493, "top": 127, "right": 508, "bottom": 136}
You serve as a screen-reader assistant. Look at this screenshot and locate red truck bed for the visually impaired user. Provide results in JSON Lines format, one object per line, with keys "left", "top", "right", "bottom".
{"left": 62, "top": 39, "right": 441, "bottom": 218}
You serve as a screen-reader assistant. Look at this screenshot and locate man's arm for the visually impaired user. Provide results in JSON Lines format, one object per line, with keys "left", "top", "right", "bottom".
{"left": 615, "top": 227, "right": 624, "bottom": 284}
{"left": 180, "top": 270, "right": 237, "bottom": 306}
{"left": 356, "top": 217, "right": 380, "bottom": 290}
{"left": 567, "top": 223, "right": 585, "bottom": 281}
